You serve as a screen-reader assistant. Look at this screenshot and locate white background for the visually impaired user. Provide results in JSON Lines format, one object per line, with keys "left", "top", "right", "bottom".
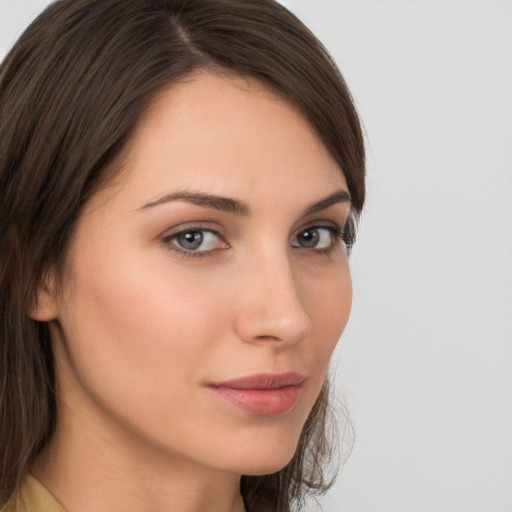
{"left": 1, "top": 1, "right": 511, "bottom": 511}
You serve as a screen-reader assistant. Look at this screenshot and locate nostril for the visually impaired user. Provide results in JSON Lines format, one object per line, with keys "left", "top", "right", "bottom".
{"left": 254, "top": 334, "right": 282, "bottom": 342}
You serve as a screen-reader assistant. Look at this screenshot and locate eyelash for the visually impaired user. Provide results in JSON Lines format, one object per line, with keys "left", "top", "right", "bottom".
{"left": 292, "top": 224, "right": 345, "bottom": 256}
{"left": 161, "top": 223, "right": 346, "bottom": 259}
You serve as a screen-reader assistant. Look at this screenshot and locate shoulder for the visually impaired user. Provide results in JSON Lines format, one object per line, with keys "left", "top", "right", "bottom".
{"left": 0, "top": 475, "right": 66, "bottom": 512}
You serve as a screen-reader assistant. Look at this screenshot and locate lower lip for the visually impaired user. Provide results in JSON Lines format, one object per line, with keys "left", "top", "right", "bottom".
{"left": 208, "top": 385, "right": 302, "bottom": 416}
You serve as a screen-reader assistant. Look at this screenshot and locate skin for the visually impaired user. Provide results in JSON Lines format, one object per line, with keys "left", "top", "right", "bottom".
{"left": 30, "top": 72, "right": 352, "bottom": 512}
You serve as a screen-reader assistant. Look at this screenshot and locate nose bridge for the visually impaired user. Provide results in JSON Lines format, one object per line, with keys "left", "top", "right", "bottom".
{"left": 233, "top": 244, "right": 313, "bottom": 346}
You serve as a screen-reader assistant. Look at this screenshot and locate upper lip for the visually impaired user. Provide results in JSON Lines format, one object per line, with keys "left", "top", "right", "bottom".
{"left": 208, "top": 372, "right": 306, "bottom": 390}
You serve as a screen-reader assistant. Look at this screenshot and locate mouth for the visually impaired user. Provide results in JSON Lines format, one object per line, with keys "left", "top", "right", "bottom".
{"left": 206, "top": 372, "right": 305, "bottom": 416}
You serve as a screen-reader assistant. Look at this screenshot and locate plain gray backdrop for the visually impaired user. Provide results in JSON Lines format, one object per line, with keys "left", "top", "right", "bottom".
{"left": 1, "top": 1, "right": 511, "bottom": 511}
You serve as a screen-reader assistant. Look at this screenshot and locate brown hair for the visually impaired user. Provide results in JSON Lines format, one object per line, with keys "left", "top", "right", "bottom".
{"left": 0, "top": 0, "right": 365, "bottom": 510}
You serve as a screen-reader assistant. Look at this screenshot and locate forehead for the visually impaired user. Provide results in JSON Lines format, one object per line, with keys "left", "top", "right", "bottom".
{"left": 97, "top": 72, "right": 347, "bottom": 212}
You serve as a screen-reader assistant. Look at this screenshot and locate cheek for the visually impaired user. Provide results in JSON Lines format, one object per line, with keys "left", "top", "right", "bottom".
{"left": 286, "top": 261, "right": 352, "bottom": 416}
{"left": 57, "top": 248, "right": 229, "bottom": 410}
{"left": 301, "top": 262, "right": 352, "bottom": 361}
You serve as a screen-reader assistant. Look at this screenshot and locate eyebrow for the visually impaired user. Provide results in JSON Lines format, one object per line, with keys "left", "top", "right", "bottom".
{"left": 303, "top": 190, "right": 351, "bottom": 216}
{"left": 139, "top": 189, "right": 351, "bottom": 216}
{"left": 139, "top": 190, "right": 251, "bottom": 216}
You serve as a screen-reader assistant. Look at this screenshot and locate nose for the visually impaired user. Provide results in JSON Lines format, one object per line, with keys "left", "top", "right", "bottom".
{"left": 233, "top": 250, "right": 313, "bottom": 347}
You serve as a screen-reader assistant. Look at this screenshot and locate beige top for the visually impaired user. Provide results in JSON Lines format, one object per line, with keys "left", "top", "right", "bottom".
{"left": 1, "top": 475, "right": 65, "bottom": 512}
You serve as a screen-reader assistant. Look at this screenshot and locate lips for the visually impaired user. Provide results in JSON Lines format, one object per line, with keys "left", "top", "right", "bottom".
{"left": 206, "top": 372, "right": 305, "bottom": 416}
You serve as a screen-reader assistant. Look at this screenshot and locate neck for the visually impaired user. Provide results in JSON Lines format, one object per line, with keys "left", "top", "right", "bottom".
{"left": 31, "top": 398, "right": 246, "bottom": 512}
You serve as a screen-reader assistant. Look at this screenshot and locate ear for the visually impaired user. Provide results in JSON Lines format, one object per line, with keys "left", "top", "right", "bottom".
{"left": 29, "top": 271, "right": 59, "bottom": 322}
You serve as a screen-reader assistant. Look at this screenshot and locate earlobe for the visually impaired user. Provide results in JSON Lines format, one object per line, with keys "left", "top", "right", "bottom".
{"left": 29, "top": 273, "right": 59, "bottom": 322}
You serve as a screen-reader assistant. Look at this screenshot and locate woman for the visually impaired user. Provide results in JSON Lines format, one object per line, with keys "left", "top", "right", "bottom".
{"left": 0, "top": 0, "right": 365, "bottom": 511}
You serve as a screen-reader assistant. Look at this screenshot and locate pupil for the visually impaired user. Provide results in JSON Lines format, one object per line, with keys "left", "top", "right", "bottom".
{"left": 179, "top": 231, "right": 203, "bottom": 250}
{"left": 300, "top": 229, "right": 318, "bottom": 247}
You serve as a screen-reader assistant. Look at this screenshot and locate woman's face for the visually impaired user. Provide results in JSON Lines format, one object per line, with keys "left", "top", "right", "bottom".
{"left": 38, "top": 72, "right": 352, "bottom": 475}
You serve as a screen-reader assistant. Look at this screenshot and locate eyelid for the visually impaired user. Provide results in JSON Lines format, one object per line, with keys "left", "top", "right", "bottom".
{"left": 295, "top": 218, "right": 339, "bottom": 230}
{"left": 292, "top": 219, "right": 342, "bottom": 238}
{"left": 160, "top": 220, "right": 226, "bottom": 239}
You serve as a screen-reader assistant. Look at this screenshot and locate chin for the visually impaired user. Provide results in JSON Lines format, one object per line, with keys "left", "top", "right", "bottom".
{"left": 239, "top": 453, "right": 297, "bottom": 477}
{"left": 218, "top": 424, "right": 303, "bottom": 476}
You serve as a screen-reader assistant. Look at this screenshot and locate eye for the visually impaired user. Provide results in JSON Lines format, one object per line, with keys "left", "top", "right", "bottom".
{"left": 291, "top": 225, "right": 342, "bottom": 250}
{"left": 163, "top": 228, "right": 228, "bottom": 255}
